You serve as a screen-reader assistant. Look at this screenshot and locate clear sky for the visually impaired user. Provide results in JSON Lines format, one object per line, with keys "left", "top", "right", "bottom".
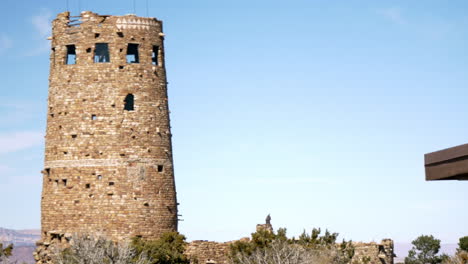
{"left": 0, "top": 0, "right": 467, "bottom": 246}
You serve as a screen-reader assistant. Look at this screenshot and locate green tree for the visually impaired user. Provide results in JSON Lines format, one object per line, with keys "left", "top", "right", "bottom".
{"left": 131, "top": 232, "right": 190, "bottom": 264}
{"left": 458, "top": 237, "right": 468, "bottom": 253}
{"left": 0, "top": 243, "right": 13, "bottom": 258}
{"left": 405, "top": 235, "right": 447, "bottom": 264}
{"left": 0, "top": 243, "right": 13, "bottom": 263}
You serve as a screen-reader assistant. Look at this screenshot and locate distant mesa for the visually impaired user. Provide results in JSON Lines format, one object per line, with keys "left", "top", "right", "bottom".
{"left": 0, "top": 227, "right": 40, "bottom": 264}
{"left": 0, "top": 227, "right": 40, "bottom": 246}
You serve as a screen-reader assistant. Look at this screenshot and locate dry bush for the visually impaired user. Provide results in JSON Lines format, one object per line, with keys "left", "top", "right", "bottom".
{"left": 231, "top": 239, "right": 345, "bottom": 264}
{"left": 51, "top": 234, "right": 150, "bottom": 264}
{"left": 442, "top": 251, "right": 468, "bottom": 264}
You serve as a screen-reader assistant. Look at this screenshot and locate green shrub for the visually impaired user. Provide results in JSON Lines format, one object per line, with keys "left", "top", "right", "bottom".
{"left": 229, "top": 227, "right": 354, "bottom": 264}
{"left": 131, "top": 232, "right": 190, "bottom": 264}
{"left": 459, "top": 237, "right": 468, "bottom": 253}
{"left": 0, "top": 243, "right": 13, "bottom": 258}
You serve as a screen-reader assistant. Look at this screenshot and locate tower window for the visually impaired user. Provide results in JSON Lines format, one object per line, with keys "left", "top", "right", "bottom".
{"left": 66, "top": 45, "right": 76, "bottom": 65}
{"left": 94, "top": 43, "right": 110, "bottom": 63}
{"left": 51, "top": 47, "right": 56, "bottom": 65}
{"left": 152, "top": 45, "right": 159, "bottom": 65}
{"left": 126, "top": 43, "right": 139, "bottom": 63}
{"left": 124, "top": 94, "right": 134, "bottom": 111}
{"left": 157, "top": 165, "right": 164, "bottom": 172}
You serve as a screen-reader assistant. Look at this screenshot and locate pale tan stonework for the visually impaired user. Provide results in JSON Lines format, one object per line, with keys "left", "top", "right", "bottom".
{"left": 35, "top": 11, "right": 177, "bottom": 263}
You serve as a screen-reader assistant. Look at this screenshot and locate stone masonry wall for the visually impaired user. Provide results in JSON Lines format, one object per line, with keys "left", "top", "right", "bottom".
{"left": 352, "top": 239, "right": 394, "bottom": 264}
{"left": 186, "top": 241, "right": 231, "bottom": 264}
{"left": 185, "top": 219, "right": 394, "bottom": 264}
{"left": 185, "top": 239, "right": 395, "bottom": 264}
{"left": 36, "top": 11, "right": 178, "bottom": 263}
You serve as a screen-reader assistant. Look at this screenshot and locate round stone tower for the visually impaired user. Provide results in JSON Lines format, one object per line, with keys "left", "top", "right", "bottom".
{"left": 39, "top": 11, "right": 178, "bottom": 246}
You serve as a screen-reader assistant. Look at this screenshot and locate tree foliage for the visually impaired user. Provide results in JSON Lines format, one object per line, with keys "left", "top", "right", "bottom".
{"left": 0, "top": 243, "right": 13, "bottom": 263}
{"left": 459, "top": 237, "right": 468, "bottom": 253}
{"left": 405, "top": 235, "right": 448, "bottom": 264}
{"left": 0, "top": 243, "right": 13, "bottom": 259}
{"left": 131, "top": 232, "right": 190, "bottom": 264}
{"left": 230, "top": 227, "right": 354, "bottom": 264}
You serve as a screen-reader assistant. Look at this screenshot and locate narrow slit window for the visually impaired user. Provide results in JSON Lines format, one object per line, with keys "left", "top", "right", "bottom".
{"left": 51, "top": 47, "right": 56, "bottom": 65}
{"left": 126, "top": 44, "right": 139, "bottom": 63}
{"left": 157, "top": 165, "right": 164, "bottom": 172}
{"left": 94, "top": 43, "right": 110, "bottom": 63}
{"left": 66, "top": 45, "right": 76, "bottom": 65}
{"left": 124, "top": 94, "right": 134, "bottom": 111}
{"left": 152, "top": 45, "right": 159, "bottom": 65}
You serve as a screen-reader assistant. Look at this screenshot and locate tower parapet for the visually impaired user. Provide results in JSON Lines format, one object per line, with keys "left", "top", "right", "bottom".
{"left": 36, "top": 11, "right": 177, "bottom": 262}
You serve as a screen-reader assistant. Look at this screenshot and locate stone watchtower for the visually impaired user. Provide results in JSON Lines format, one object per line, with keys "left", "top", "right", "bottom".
{"left": 36, "top": 11, "right": 178, "bottom": 260}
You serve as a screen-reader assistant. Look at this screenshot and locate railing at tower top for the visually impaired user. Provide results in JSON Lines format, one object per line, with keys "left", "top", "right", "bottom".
{"left": 68, "top": 16, "right": 83, "bottom": 27}
{"left": 65, "top": 15, "right": 86, "bottom": 34}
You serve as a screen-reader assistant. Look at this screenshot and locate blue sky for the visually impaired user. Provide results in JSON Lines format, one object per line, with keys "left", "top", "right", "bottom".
{"left": 0, "top": 0, "right": 467, "bottom": 247}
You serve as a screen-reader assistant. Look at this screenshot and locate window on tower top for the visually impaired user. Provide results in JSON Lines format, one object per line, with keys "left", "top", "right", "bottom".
{"left": 94, "top": 43, "right": 110, "bottom": 63}
{"left": 124, "top": 94, "right": 134, "bottom": 111}
{"left": 126, "top": 43, "right": 139, "bottom": 63}
{"left": 66, "top": 45, "right": 76, "bottom": 65}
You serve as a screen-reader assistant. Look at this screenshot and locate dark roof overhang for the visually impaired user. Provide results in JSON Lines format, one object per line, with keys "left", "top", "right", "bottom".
{"left": 425, "top": 143, "right": 468, "bottom": 181}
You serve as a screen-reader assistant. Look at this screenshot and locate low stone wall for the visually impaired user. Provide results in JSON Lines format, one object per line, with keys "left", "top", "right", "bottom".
{"left": 352, "top": 239, "right": 394, "bottom": 264}
{"left": 185, "top": 240, "right": 231, "bottom": 264}
{"left": 186, "top": 239, "right": 395, "bottom": 264}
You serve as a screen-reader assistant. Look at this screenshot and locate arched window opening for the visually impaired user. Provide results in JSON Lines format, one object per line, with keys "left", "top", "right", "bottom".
{"left": 124, "top": 94, "right": 134, "bottom": 111}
